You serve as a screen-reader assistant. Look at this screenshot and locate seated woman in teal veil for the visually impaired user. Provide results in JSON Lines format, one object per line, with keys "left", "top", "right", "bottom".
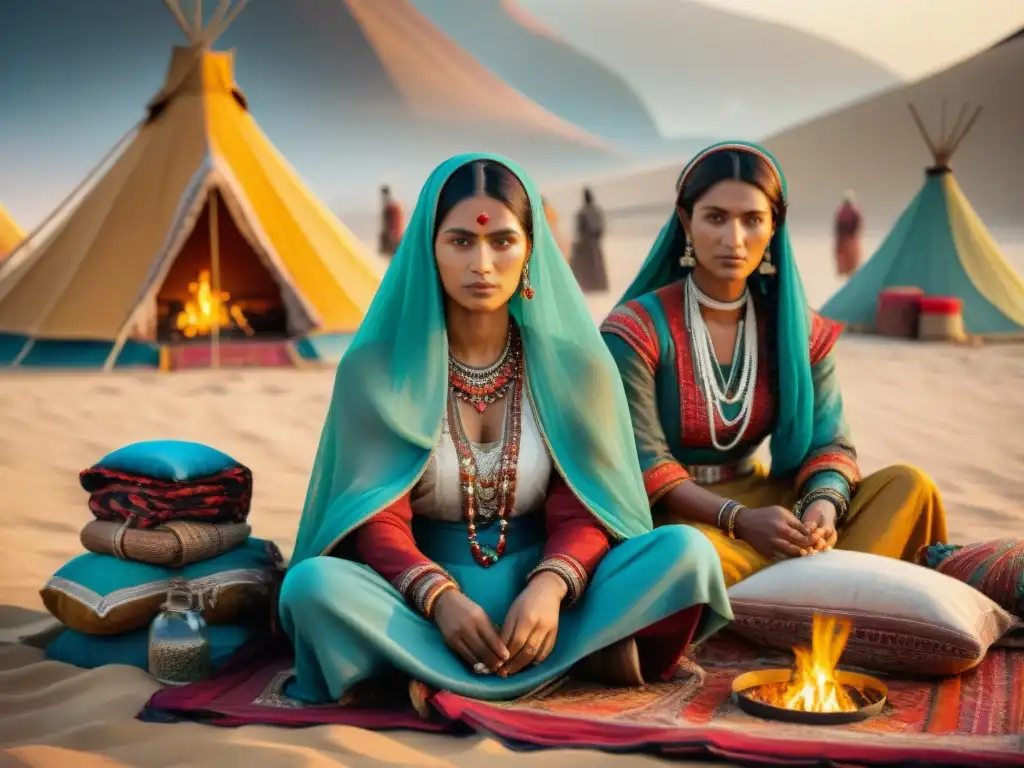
{"left": 278, "top": 154, "right": 731, "bottom": 705}
{"left": 601, "top": 141, "right": 949, "bottom": 588}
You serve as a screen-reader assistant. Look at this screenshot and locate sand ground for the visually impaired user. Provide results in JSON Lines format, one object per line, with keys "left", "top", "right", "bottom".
{"left": 1, "top": 228, "right": 1021, "bottom": 767}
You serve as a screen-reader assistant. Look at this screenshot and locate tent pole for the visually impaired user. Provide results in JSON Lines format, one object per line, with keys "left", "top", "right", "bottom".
{"left": 210, "top": 191, "right": 221, "bottom": 369}
{"left": 164, "top": 0, "right": 195, "bottom": 44}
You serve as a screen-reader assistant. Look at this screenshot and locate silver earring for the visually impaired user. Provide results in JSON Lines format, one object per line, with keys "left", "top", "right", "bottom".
{"left": 680, "top": 237, "right": 696, "bottom": 268}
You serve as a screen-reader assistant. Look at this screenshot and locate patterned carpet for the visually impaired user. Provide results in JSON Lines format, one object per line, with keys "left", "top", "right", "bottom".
{"left": 142, "top": 634, "right": 1024, "bottom": 766}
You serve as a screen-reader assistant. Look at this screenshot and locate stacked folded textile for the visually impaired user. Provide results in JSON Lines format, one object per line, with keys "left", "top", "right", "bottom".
{"left": 41, "top": 440, "right": 282, "bottom": 673}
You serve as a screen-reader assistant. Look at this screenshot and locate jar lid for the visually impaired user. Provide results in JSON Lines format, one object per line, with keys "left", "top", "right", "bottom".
{"left": 162, "top": 577, "right": 196, "bottom": 611}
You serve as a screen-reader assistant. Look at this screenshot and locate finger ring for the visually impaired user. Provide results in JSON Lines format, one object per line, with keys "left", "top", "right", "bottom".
{"left": 472, "top": 662, "right": 490, "bottom": 675}
{"left": 525, "top": 645, "right": 537, "bottom": 656}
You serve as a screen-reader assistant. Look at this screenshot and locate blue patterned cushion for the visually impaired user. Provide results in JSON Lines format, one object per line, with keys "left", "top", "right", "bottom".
{"left": 46, "top": 624, "right": 253, "bottom": 671}
{"left": 41, "top": 538, "right": 283, "bottom": 635}
{"left": 93, "top": 440, "right": 240, "bottom": 481}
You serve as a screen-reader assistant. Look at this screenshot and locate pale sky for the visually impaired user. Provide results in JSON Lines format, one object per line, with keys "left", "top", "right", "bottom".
{"left": 698, "top": 0, "right": 1023, "bottom": 78}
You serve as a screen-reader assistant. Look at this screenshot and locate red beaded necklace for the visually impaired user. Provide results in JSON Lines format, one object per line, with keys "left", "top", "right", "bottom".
{"left": 448, "top": 331, "right": 518, "bottom": 414}
{"left": 447, "top": 331, "right": 524, "bottom": 567}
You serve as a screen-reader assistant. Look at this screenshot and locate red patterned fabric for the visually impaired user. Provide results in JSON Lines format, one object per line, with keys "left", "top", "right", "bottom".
{"left": 141, "top": 634, "right": 1024, "bottom": 766}
{"left": 81, "top": 466, "right": 252, "bottom": 529}
{"left": 920, "top": 538, "right": 1024, "bottom": 617}
{"left": 808, "top": 311, "right": 844, "bottom": 365}
{"left": 600, "top": 301, "right": 660, "bottom": 374}
{"left": 794, "top": 449, "right": 861, "bottom": 492}
{"left": 642, "top": 460, "right": 691, "bottom": 503}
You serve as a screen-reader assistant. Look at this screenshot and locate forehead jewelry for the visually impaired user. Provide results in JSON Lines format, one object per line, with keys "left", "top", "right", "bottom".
{"left": 476, "top": 213, "right": 489, "bottom": 225}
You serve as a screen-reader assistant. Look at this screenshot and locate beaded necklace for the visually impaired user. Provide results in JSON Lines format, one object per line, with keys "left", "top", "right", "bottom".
{"left": 447, "top": 329, "right": 524, "bottom": 567}
{"left": 685, "top": 275, "right": 759, "bottom": 451}
{"left": 448, "top": 331, "right": 517, "bottom": 414}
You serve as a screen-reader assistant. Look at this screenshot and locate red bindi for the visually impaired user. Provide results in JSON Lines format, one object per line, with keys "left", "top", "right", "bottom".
{"left": 476, "top": 213, "right": 489, "bottom": 225}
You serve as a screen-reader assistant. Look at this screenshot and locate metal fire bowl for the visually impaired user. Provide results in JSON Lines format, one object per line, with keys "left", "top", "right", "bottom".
{"left": 732, "top": 668, "right": 888, "bottom": 725}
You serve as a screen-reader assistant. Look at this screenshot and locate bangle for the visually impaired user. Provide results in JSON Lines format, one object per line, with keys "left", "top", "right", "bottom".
{"left": 395, "top": 565, "right": 459, "bottom": 618}
{"left": 422, "top": 580, "right": 458, "bottom": 619}
{"left": 794, "top": 487, "right": 850, "bottom": 524}
{"left": 528, "top": 556, "right": 587, "bottom": 607}
{"left": 716, "top": 499, "right": 745, "bottom": 536}
{"left": 726, "top": 504, "right": 745, "bottom": 539}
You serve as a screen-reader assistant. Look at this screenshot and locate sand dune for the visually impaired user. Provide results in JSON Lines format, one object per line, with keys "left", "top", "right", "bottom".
{"left": 410, "top": 0, "right": 661, "bottom": 147}
{"left": 514, "top": 0, "right": 899, "bottom": 139}
{"left": 559, "top": 34, "right": 1023, "bottom": 231}
{"left": 1, "top": 227, "right": 1022, "bottom": 766}
{"left": 763, "top": 34, "right": 1024, "bottom": 228}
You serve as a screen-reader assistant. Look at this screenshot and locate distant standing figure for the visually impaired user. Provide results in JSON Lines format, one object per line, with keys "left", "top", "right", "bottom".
{"left": 379, "top": 185, "right": 404, "bottom": 257}
{"left": 571, "top": 187, "right": 609, "bottom": 292}
{"left": 541, "top": 197, "right": 570, "bottom": 262}
{"left": 834, "top": 191, "right": 863, "bottom": 278}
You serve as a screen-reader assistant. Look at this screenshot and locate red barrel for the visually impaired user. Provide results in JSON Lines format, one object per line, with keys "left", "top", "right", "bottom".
{"left": 875, "top": 287, "right": 923, "bottom": 338}
{"left": 918, "top": 296, "right": 965, "bottom": 341}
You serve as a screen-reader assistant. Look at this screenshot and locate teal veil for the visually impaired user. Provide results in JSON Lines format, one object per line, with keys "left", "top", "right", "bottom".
{"left": 618, "top": 141, "right": 817, "bottom": 477}
{"left": 291, "top": 152, "right": 653, "bottom": 566}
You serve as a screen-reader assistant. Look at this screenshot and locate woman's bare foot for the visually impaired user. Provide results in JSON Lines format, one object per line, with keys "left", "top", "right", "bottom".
{"left": 573, "top": 637, "right": 645, "bottom": 687}
{"left": 408, "top": 679, "right": 435, "bottom": 719}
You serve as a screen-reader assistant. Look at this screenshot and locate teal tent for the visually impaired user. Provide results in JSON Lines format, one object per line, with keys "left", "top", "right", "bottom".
{"left": 821, "top": 105, "right": 1024, "bottom": 337}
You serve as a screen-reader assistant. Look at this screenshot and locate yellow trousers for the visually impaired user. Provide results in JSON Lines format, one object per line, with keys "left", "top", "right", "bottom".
{"left": 656, "top": 464, "right": 949, "bottom": 587}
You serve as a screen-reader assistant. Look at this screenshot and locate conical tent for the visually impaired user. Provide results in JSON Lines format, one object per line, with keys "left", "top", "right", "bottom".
{"left": 820, "top": 103, "right": 1024, "bottom": 337}
{"left": 0, "top": 0, "right": 381, "bottom": 369}
{"left": 0, "top": 202, "right": 23, "bottom": 263}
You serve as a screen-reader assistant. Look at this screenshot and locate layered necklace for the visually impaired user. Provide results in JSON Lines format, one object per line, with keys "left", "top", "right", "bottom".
{"left": 447, "top": 326, "right": 524, "bottom": 567}
{"left": 448, "top": 331, "right": 518, "bottom": 414}
{"left": 685, "top": 275, "right": 759, "bottom": 451}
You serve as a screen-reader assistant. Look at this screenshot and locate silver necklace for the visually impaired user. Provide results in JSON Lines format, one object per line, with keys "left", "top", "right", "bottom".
{"left": 685, "top": 276, "right": 758, "bottom": 451}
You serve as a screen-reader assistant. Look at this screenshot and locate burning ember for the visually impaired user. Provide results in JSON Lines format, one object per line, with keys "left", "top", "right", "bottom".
{"left": 175, "top": 269, "right": 253, "bottom": 339}
{"left": 733, "top": 613, "right": 887, "bottom": 725}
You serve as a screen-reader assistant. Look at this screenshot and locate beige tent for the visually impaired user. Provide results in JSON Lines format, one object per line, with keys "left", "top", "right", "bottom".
{"left": 0, "top": 1, "right": 380, "bottom": 369}
{"left": 0, "top": 202, "right": 23, "bottom": 263}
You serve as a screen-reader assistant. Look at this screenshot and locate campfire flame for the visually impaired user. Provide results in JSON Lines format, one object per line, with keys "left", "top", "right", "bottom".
{"left": 770, "top": 614, "right": 858, "bottom": 713}
{"left": 175, "top": 269, "right": 253, "bottom": 339}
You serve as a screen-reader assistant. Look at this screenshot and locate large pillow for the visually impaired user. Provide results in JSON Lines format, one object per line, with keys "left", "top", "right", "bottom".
{"left": 89, "top": 440, "right": 241, "bottom": 482}
{"left": 41, "top": 538, "right": 283, "bottom": 636}
{"left": 45, "top": 623, "right": 253, "bottom": 672}
{"left": 726, "top": 549, "right": 1013, "bottom": 676}
{"left": 919, "top": 539, "right": 1024, "bottom": 618}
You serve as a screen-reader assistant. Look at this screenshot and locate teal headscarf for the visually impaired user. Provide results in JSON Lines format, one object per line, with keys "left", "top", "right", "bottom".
{"left": 618, "top": 141, "right": 815, "bottom": 477}
{"left": 291, "top": 153, "right": 653, "bottom": 566}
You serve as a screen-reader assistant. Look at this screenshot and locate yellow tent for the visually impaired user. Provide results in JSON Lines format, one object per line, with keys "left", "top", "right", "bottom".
{"left": 0, "top": 202, "right": 23, "bottom": 263}
{"left": 0, "top": 2, "right": 380, "bottom": 369}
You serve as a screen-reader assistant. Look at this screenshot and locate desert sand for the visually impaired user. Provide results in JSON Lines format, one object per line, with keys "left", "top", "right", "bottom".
{"left": 1, "top": 227, "right": 1022, "bottom": 767}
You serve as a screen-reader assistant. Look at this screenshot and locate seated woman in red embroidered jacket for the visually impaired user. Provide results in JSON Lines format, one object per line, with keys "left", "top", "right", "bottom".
{"left": 276, "top": 153, "right": 731, "bottom": 705}
{"left": 601, "top": 141, "right": 949, "bottom": 587}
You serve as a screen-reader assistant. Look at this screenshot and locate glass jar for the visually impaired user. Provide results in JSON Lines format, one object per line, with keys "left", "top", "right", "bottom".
{"left": 147, "top": 577, "right": 212, "bottom": 686}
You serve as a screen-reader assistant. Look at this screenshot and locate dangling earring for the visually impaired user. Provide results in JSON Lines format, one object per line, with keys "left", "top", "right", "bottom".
{"left": 758, "top": 246, "right": 777, "bottom": 276}
{"left": 520, "top": 259, "right": 535, "bottom": 300}
{"left": 680, "top": 237, "right": 696, "bottom": 268}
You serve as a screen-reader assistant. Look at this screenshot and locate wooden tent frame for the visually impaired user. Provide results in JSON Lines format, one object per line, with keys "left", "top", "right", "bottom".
{"left": 907, "top": 101, "right": 983, "bottom": 171}
{"left": 144, "top": 0, "right": 250, "bottom": 369}
{"left": 164, "top": 0, "right": 249, "bottom": 49}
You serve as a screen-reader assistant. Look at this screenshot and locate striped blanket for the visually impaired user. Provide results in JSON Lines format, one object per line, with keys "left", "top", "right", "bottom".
{"left": 79, "top": 466, "right": 253, "bottom": 529}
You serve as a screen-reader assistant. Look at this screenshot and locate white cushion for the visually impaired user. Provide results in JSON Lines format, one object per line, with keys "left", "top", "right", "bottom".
{"left": 726, "top": 549, "right": 1012, "bottom": 676}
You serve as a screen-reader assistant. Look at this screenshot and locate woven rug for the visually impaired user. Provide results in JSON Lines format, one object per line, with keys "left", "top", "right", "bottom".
{"left": 141, "top": 635, "right": 1024, "bottom": 766}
